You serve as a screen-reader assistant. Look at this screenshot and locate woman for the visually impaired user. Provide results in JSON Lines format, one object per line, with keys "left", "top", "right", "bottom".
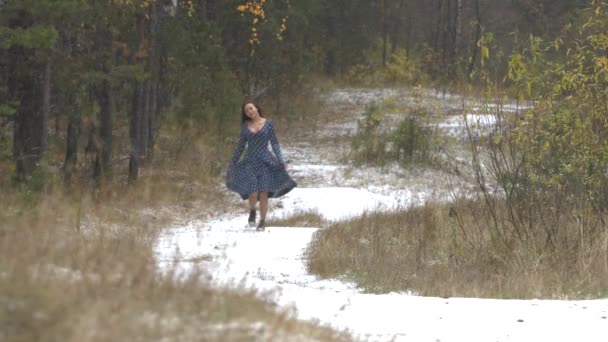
{"left": 226, "top": 101, "right": 297, "bottom": 231}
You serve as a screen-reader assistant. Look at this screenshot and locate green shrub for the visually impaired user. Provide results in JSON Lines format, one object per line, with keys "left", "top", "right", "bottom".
{"left": 351, "top": 101, "right": 436, "bottom": 167}
{"left": 390, "top": 115, "right": 432, "bottom": 166}
{"left": 384, "top": 49, "right": 428, "bottom": 85}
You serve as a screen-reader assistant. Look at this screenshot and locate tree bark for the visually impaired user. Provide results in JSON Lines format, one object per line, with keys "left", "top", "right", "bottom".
{"left": 467, "top": 0, "right": 481, "bottom": 78}
{"left": 454, "top": 0, "right": 463, "bottom": 62}
{"left": 62, "top": 30, "right": 81, "bottom": 185}
{"left": 128, "top": 82, "right": 143, "bottom": 183}
{"left": 63, "top": 92, "right": 81, "bottom": 184}
{"left": 41, "top": 60, "right": 50, "bottom": 155}
{"left": 389, "top": 0, "right": 407, "bottom": 54}
{"left": 140, "top": 81, "right": 150, "bottom": 160}
{"left": 12, "top": 54, "right": 49, "bottom": 183}
{"left": 148, "top": 81, "right": 158, "bottom": 159}
{"left": 323, "top": 0, "right": 337, "bottom": 75}
{"left": 432, "top": 0, "right": 444, "bottom": 51}
{"left": 96, "top": 80, "right": 113, "bottom": 180}
{"left": 382, "top": 0, "right": 388, "bottom": 66}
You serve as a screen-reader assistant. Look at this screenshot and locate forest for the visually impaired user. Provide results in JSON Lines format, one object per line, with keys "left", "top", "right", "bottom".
{"left": 0, "top": 0, "right": 590, "bottom": 186}
{"left": 2, "top": 1, "right": 608, "bottom": 341}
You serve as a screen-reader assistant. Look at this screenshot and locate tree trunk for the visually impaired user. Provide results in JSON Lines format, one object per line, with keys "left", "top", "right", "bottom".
{"left": 143, "top": 0, "right": 161, "bottom": 161}
{"left": 382, "top": 0, "right": 388, "bottom": 66}
{"left": 41, "top": 60, "right": 50, "bottom": 155}
{"left": 442, "top": 0, "right": 451, "bottom": 68}
{"left": 96, "top": 80, "right": 113, "bottom": 180}
{"left": 403, "top": 0, "right": 413, "bottom": 55}
{"left": 12, "top": 54, "right": 49, "bottom": 183}
{"left": 62, "top": 30, "right": 81, "bottom": 185}
{"left": 139, "top": 81, "right": 150, "bottom": 160}
{"left": 323, "top": 0, "right": 337, "bottom": 75}
{"left": 468, "top": 0, "right": 482, "bottom": 78}
{"left": 148, "top": 81, "right": 157, "bottom": 159}
{"left": 390, "top": 0, "right": 407, "bottom": 54}
{"left": 128, "top": 82, "right": 143, "bottom": 183}
{"left": 63, "top": 92, "right": 81, "bottom": 184}
{"left": 432, "top": 0, "right": 444, "bottom": 51}
{"left": 454, "top": 0, "right": 463, "bottom": 62}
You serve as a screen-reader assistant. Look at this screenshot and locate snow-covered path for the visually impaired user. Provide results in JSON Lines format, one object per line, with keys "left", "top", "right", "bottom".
{"left": 155, "top": 189, "right": 608, "bottom": 342}
{"left": 155, "top": 88, "right": 608, "bottom": 341}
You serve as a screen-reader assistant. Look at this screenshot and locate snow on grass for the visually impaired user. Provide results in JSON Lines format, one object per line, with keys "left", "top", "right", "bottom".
{"left": 154, "top": 88, "right": 607, "bottom": 342}
{"left": 438, "top": 113, "right": 498, "bottom": 139}
{"left": 155, "top": 183, "right": 608, "bottom": 342}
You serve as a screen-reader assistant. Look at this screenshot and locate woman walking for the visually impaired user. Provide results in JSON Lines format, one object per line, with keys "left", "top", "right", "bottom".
{"left": 226, "top": 101, "right": 297, "bottom": 231}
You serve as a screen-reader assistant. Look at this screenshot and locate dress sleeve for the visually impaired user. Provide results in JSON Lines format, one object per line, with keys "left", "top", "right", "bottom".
{"left": 268, "top": 120, "right": 285, "bottom": 165}
{"left": 230, "top": 128, "right": 246, "bottom": 165}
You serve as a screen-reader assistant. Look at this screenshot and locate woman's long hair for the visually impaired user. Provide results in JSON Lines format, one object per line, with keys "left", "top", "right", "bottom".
{"left": 241, "top": 101, "right": 264, "bottom": 124}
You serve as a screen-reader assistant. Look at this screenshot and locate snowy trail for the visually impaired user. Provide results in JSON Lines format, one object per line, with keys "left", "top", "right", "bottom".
{"left": 155, "top": 89, "right": 608, "bottom": 341}
{"left": 155, "top": 187, "right": 608, "bottom": 342}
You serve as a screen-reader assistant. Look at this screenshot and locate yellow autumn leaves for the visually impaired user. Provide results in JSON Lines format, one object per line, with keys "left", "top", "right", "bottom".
{"left": 237, "top": 0, "right": 267, "bottom": 19}
{"left": 237, "top": 0, "right": 267, "bottom": 48}
{"left": 237, "top": 0, "right": 288, "bottom": 53}
{"left": 277, "top": 16, "right": 288, "bottom": 41}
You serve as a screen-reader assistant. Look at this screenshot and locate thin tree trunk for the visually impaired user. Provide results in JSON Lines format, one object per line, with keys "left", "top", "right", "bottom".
{"left": 390, "top": 0, "right": 406, "bottom": 54}
{"left": 404, "top": 0, "right": 413, "bottom": 55}
{"left": 382, "top": 0, "right": 388, "bottom": 66}
{"left": 148, "top": 81, "right": 157, "bottom": 159}
{"left": 12, "top": 55, "right": 48, "bottom": 182}
{"left": 442, "top": 0, "right": 451, "bottom": 69}
{"left": 432, "top": 0, "right": 444, "bottom": 51}
{"left": 323, "top": 0, "right": 337, "bottom": 75}
{"left": 63, "top": 92, "right": 81, "bottom": 184}
{"left": 128, "top": 82, "right": 143, "bottom": 183}
{"left": 454, "top": 0, "right": 463, "bottom": 62}
{"left": 140, "top": 80, "right": 150, "bottom": 160}
{"left": 468, "top": 0, "right": 482, "bottom": 78}
{"left": 96, "top": 80, "right": 113, "bottom": 180}
{"left": 142, "top": 0, "right": 162, "bottom": 162}
{"left": 62, "top": 30, "right": 79, "bottom": 184}
{"left": 41, "top": 60, "right": 50, "bottom": 154}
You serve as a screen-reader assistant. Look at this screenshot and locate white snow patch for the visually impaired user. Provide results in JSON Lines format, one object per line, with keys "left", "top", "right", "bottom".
{"left": 155, "top": 185, "right": 608, "bottom": 342}
{"left": 438, "top": 113, "right": 497, "bottom": 139}
{"left": 154, "top": 88, "right": 607, "bottom": 342}
{"left": 276, "top": 187, "right": 405, "bottom": 222}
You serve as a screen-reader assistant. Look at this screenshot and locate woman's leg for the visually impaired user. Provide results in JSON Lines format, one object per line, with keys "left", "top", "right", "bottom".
{"left": 248, "top": 192, "right": 258, "bottom": 210}
{"left": 259, "top": 192, "right": 268, "bottom": 220}
{"left": 247, "top": 192, "right": 258, "bottom": 226}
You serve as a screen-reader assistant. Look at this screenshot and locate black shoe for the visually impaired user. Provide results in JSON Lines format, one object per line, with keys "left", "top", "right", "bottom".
{"left": 256, "top": 219, "right": 265, "bottom": 231}
{"left": 248, "top": 210, "right": 256, "bottom": 227}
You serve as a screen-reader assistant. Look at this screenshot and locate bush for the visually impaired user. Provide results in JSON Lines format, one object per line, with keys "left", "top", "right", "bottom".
{"left": 466, "top": 2, "right": 608, "bottom": 258}
{"left": 351, "top": 101, "right": 436, "bottom": 167}
{"left": 343, "top": 44, "right": 428, "bottom": 87}
{"left": 391, "top": 115, "right": 432, "bottom": 166}
{"left": 384, "top": 48, "right": 428, "bottom": 86}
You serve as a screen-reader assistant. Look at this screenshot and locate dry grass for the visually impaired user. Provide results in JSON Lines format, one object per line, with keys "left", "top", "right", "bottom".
{"left": 0, "top": 124, "right": 355, "bottom": 342}
{"left": 306, "top": 200, "right": 608, "bottom": 299}
{"left": 266, "top": 210, "right": 327, "bottom": 228}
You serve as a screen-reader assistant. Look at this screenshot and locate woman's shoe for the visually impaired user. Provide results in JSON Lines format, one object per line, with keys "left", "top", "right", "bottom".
{"left": 256, "top": 219, "right": 265, "bottom": 231}
{"left": 248, "top": 210, "right": 256, "bottom": 227}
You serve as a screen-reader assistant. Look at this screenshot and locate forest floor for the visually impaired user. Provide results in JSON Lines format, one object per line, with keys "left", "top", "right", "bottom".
{"left": 155, "top": 87, "right": 608, "bottom": 342}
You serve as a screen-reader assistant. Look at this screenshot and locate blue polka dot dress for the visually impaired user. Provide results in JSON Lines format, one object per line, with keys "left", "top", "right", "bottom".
{"left": 226, "top": 119, "right": 297, "bottom": 200}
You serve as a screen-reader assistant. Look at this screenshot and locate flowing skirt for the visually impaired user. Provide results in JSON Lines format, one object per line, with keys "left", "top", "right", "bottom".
{"left": 226, "top": 157, "right": 297, "bottom": 200}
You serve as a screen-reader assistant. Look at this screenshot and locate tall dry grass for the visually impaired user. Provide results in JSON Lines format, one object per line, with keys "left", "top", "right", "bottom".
{"left": 306, "top": 199, "right": 608, "bottom": 299}
{"left": 0, "top": 123, "right": 354, "bottom": 342}
{"left": 266, "top": 210, "right": 327, "bottom": 228}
